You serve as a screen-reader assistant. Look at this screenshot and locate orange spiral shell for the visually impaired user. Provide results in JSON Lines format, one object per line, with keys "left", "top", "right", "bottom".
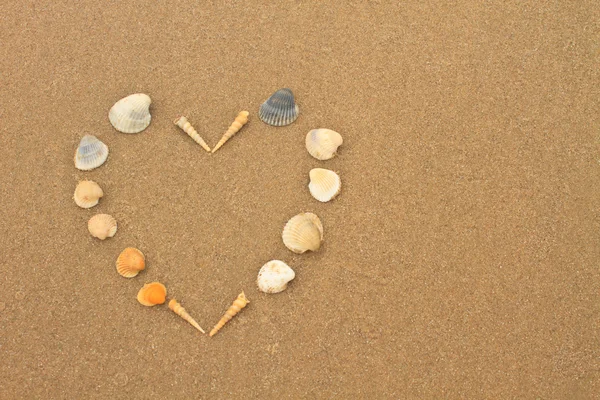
{"left": 209, "top": 291, "right": 249, "bottom": 336}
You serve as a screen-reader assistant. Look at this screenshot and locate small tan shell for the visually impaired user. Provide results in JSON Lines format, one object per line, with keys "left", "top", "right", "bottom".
{"left": 74, "top": 135, "right": 109, "bottom": 171}
{"left": 73, "top": 180, "right": 104, "bottom": 208}
{"left": 169, "top": 299, "right": 205, "bottom": 333}
{"left": 257, "top": 260, "right": 295, "bottom": 294}
{"left": 88, "top": 214, "right": 117, "bottom": 240}
{"left": 305, "top": 129, "right": 343, "bottom": 160}
{"left": 109, "top": 93, "right": 152, "bottom": 133}
{"left": 282, "top": 213, "right": 324, "bottom": 254}
{"left": 137, "top": 282, "right": 167, "bottom": 306}
{"left": 116, "top": 248, "right": 145, "bottom": 278}
{"left": 209, "top": 291, "right": 249, "bottom": 337}
{"left": 308, "top": 169, "right": 341, "bottom": 202}
{"left": 211, "top": 111, "right": 250, "bottom": 153}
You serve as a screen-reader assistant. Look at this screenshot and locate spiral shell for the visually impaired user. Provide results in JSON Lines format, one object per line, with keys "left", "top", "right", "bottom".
{"left": 137, "top": 282, "right": 167, "bottom": 306}
{"left": 282, "top": 213, "right": 324, "bottom": 254}
{"left": 73, "top": 180, "right": 104, "bottom": 208}
{"left": 209, "top": 291, "right": 250, "bottom": 337}
{"left": 308, "top": 168, "right": 341, "bottom": 202}
{"left": 305, "top": 129, "right": 343, "bottom": 160}
{"left": 74, "top": 135, "right": 109, "bottom": 171}
{"left": 169, "top": 299, "right": 205, "bottom": 333}
{"left": 257, "top": 260, "right": 295, "bottom": 294}
{"left": 116, "top": 247, "right": 145, "bottom": 278}
{"left": 109, "top": 93, "right": 152, "bottom": 133}
{"left": 258, "top": 88, "right": 299, "bottom": 126}
{"left": 211, "top": 111, "right": 250, "bottom": 153}
{"left": 88, "top": 214, "right": 117, "bottom": 240}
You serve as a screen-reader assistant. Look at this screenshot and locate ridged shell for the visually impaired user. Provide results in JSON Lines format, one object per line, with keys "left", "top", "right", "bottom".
{"left": 258, "top": 88, "right": 299, "bottom": 126}
{"left": 308, "top": 169, "right": 341, "bottom": 202}
{"left": 109, "top": 93, "right": 152, "bottom": 133}
{"left": 116, "top": 247, "right": 145, "bottom": 278}
{"left": 282, "top": 213, "right": 324, "bottom": 254}
{"left": 88, "top": 214, "right": 117, "bottom": 240}
{"left": 257, "top": 260, "right": 296, "bottom": 294}
{"left": 305, "top": 129, "right": 343, "bottom": 160}
{"left": 73, "top": 180, "right": 104, "bottom": 208}
{"left": 74, "top": 135, "right": 109, "bottom": 171}
{"left": 137, "top": 282, "right": 167, "bottom": 306}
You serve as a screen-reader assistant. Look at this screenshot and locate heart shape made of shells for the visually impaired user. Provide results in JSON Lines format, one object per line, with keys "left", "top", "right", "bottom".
{"left": 73, "top": 88, "right": 344, "bottom": 337}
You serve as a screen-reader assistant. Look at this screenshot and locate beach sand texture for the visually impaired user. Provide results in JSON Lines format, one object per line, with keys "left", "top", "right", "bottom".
{"left": 0, "top": 1, "right": 599, "bottom": 398}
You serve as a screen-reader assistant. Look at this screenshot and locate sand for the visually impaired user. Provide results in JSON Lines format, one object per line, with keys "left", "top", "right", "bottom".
{"left": 0, "top": 1, "right": 599, "bottom": 398}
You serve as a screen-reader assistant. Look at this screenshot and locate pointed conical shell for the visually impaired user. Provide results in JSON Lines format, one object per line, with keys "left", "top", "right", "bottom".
{"left": 305, "top": 129, "right": 343, "bottom": 160}
{"left": 109, "top": 93, "right": 152, "bottom": 133}
{"left": 169, "top": 299, "right": 206, "bottom": 333}
{"left": 88, "top": 214, "right": 117, "bottom": 240}
{"left": 257, "top": 260, "right": 295, "bottom": 294}
{"left": 258, "top": 88, "right": 299, "bottom": 126}
{"left": 282, "top": 213, "right": 324, "bottom": 254}
{"left": 209, "top": 291, "right": 249, "bottom": 337}
{"left": 308, "top": 169, "right": 341, "bottom": 202}
{"left": 73, "top": 180, "right": 104, "bottom": 208}
{"left": 74, "top": 135, "right": 109, "bottom": 171}
{"left": 137, "top": 282, "right": 167, "bottom": 306}
{"left": 116, "top": 247, "right": 145, "bottom": 278}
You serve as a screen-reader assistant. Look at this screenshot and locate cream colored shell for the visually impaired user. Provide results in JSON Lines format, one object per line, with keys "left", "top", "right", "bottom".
{"left": 308, "top": 168, "right": 341, "bottom": 202}
{"left": 305, "top": 129, "right": 343, "bottom": 160}
{"left": 116, "top": 247, "right": 145, "bottom": 278}
{"left": 109, "top": 93, "right": 152, "bottom": 133}
{"left": 282, "top": 213, "right": 324, "bottom": 254}
{"left": 74, "top": 135, "right": 109, "bottom": 171}
{"left": 257, "top": 260, "right": 296, "bottom": 294}
{"left": 73, "top": 180, "right": 104, "bottom": 208}
{"left": 88, "top": 214, "right": 117, "bottom": 240}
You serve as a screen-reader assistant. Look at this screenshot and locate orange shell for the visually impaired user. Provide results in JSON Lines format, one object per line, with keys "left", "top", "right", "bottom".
{"left": 137, "top": 282, "right": 167, "bottom": 306}
{"left": 116, "top": 248, "right": 145, "bottom": 278}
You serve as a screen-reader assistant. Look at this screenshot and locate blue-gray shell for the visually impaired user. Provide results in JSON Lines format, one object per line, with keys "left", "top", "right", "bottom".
{"left": 258, "top": 88, "right": 299, "bottom": 127}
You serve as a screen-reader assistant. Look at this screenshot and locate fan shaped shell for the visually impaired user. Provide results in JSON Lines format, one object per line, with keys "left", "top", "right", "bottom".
{"left": 308, "top": 169, "right": 341, "bottom": 202}
{"left": 116, "top": 247, "right": 145, "bottom": 278}
{"left": 73, "top": 180, "right": 104, "bottom": 208}
{"left": 257, "top": 260, "right": 296, "bottom": 294}
{"left": 137, "top": 282, "right": 167, "bottom": 306}
{"left": 74, "top": 135, "right": 109, "bottom": 171}
{"left": 282, "top": 213, "right": 324, "bottom": 254}
{"left": 88, "top": 214, "right": 117, "bottom": 240}
{"left": 305, "top": 129, "right": 343, "bottom": 160}
{"left": 109, "top": 93, "right": 152, "bottom": 133}
{"left": 258, "top": 88, "right": 299, "bottom": 126}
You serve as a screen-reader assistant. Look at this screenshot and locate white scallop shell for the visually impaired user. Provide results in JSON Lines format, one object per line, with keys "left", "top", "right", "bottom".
{"left": 305, "top": 129, "right": 343, "bottom": 160}
{"left": 73, "top": 180, "right": 104, "bottom": 208}
{"left": 282, "top": 213, "right": 324, "bottom": 254}
{"left": 88, "top": 214, "right": 117, "bottom": 240}
{"left": 74, "top": 135, "right": 109, "bottom": 171}
{"left": 108, "top": 93, "right": 152, "bottom": 133}
{"left": 308, "top": 169, "right": 341, "bottom": 202}
{"left": 257, "top": 260, "right": 296, "bottom": 294}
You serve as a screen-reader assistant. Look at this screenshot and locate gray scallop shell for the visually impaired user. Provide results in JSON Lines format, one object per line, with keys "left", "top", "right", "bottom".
{"left": 258, "top": 88, "right": 299, "bottom": 126}
{"left": 74, "top": 135, "right": 109, "bottom": 171}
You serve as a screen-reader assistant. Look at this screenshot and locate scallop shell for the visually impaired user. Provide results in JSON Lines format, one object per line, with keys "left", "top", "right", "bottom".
{"left": 257, "top": 260, "right": 296, "bottom": 294}
{"left": 282, "top": 213, "right": 324, "bottom": 254}
{"left": 116, "top": 247, "right": 145, "bottom": 278}
{"left": 258, "top": 88, "right": 299, "bottom": 126}
{"left": 74, "top": 135, "right": 109, "bottom": 171}
{"left": 308, "top": 168, "right": 341, "bottom": 202}
{"left": 137, "top": 282, "right": 167, "bottom": 306}
{"left": 305, "top": 129, "right": 343, "bottom": 160}
{"left": 108, "top": 93, "right": 152, "bottom": 133}
{"left": 73, "top": 180, "right": 104, "bottom": 208}
{"left": 88, "top": 214, "right": 117, "bottom": 240}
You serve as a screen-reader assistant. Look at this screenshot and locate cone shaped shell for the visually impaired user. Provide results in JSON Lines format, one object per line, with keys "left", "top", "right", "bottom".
{"left": 282, "top": 213, "right": 324, "bottom": 254}
{"left": 109, "top": 93, "right": 152, "bottom": 133}
{"left": 88, "top": 214, "right": 117, "bottom": 240}
{"left": 209, "top": 292, "right": 249, "bottom": 337}
{"left": 116, "top": 247, "right": 145, "bottom": 278}
{"left": 74, "top": 135, "right": 109, "bottom": 171}
{"left": 257, "top": 260, "right": 295, "bottom": 294}
{"left": 169, "top": 299, "right": 205, "bottom": 333}
{"left": 137, "top": 282, "right": 167, "bottom": 306}
{"left": 308, "top": 169, "right": 341, "bottom": 202}
{"left": 73, "top": 180, "right": 104, "bottom": 208}
{"left": 258, "top": 88, "right": 299, "bottom": 126}
{"left": 305, "top": 129, "right": 343, "bottom": 160}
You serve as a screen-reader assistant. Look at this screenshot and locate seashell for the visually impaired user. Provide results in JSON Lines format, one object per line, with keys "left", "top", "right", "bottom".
{"left": 211, "top": 111, "right": 250, "bottom": 153}
{"left": 116, "top": 247, "right": 145, "bottom": 278}
{"left": 74, "top": 135, "right": 109, "bottom": 171}
{"left": 308, "top": 168, "right": 341, "bottom": 202}
{"left": 305, "top": 129, "right": 343, "bottom": 160}
{"left": 73, "top": 180, "right": 104, "bottom": 208}
{"left": 169, "top": 299, "right": 205, "bottom": 333}
{"left": 88, "top": 214, "right": 117, "bottom": 240}
{"left": 257, "top": 260, "right": 295, "bottom": 294}
{"left": 209, "top": 291, "right": 249, "bottom": 337}
{"left": 258, "top": 88, "right": 299, "bottom": 127}
{"left": 282, "top": 213, "right": 323, "bottom": 254}
{"left": 173, "top": 116, "right": 211, "bottom": 152}
{"left": 108, "top": 93, "right": 152, "bottom": 133}
{"left": 137, "top": 282, "right": 167, "bottom": 306}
